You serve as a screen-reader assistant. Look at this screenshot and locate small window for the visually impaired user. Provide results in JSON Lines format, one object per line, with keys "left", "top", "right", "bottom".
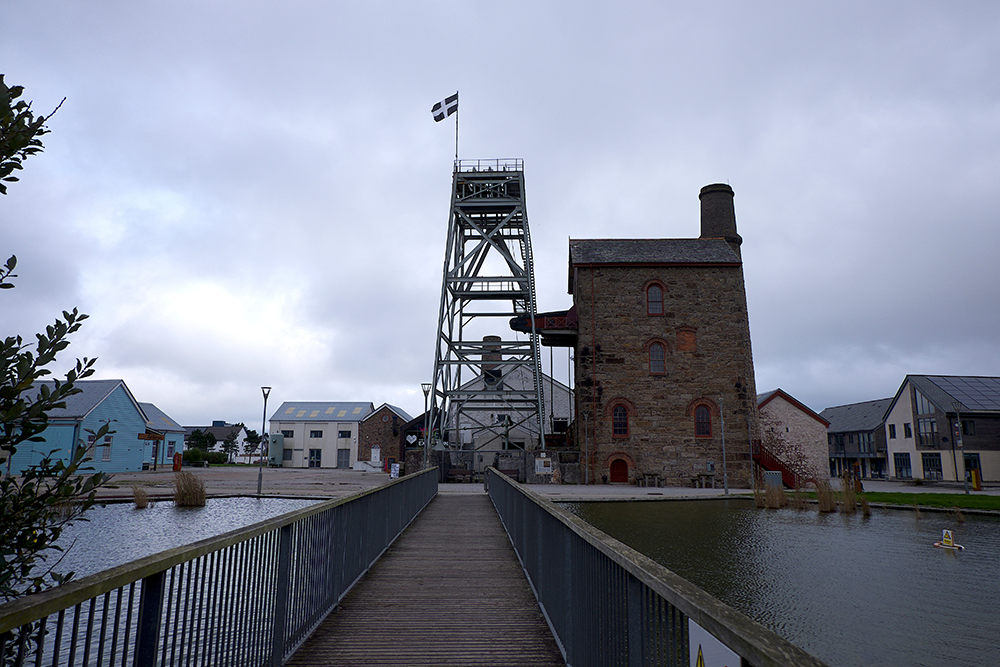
{"left": 281, "top": 430, "right": 294, "bottom": 439}
{"left": 649, "top": 343, "right": 665, "bottom": 375}
{"left": 695, "top": 406, "right": 711, "bottom": 437}
{"left": 283, "top": 448, "right": 293, "bottom": 461}
{"left": 646, "top": 284, "right": 663, "bottom": 315}
{"left": 962, "top": 420, "right": 975, "bottom": 436}
{"left": 166, "top": 441, "right": 176, "bottom": 457}
{"left": 612, "top": 405, "right": 629, "bottom": 438}
{"left": 310, "top": 430, "right": 323, "bottom": 438}
{"left": 888, "top": 424, "right": 896, "bottom": 439}
{"left": 339, "top": 430, "right": 352, "bottom": 439}
{"left": 903, "top": 423, "right": 912, "bottom": 438}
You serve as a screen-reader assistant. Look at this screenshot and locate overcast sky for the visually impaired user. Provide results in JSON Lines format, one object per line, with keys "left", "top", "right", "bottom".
{"left": 3, "top": 1, "right": 999, "bottom": 431}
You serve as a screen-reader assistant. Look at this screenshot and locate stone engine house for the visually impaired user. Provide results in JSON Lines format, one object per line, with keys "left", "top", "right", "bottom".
{"left": 524, "top": 184, "right": 760, "bottom": 487}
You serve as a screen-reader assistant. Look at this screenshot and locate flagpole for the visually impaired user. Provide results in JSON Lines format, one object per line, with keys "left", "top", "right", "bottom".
{"left": 454, "top": 90, "right": 459, "bottom": 160}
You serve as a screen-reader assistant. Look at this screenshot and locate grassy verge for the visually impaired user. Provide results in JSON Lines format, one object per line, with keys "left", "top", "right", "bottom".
{"left": 805, "top": 491, "right": 1000, "bottom": 511}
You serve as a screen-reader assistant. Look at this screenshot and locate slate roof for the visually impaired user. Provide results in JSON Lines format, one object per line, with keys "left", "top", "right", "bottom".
{"left": 757, "top": 388, "right": 829, "bottom": 426}
{"left": 139, "top": 402, "right": 185, "bottom": 433}
{"left": 569, "top": 238, "right": 740, "bottom": 266}
{"left": 362, "top": 403, "right": 414, "bottom": 423}
{"left": 270, "top": 402, "right": 375, "bottom": 422}
{"left": 34, "top": 379, "right": 146, "bottom": 422}
{"left": 820, "top": 398, "right": 893, "bottom": 433}
{"left": 907, "top": 375, "right": 1000, "bottom": 412}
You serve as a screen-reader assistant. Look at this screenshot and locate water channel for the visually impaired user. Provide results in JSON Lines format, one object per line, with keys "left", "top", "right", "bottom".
{"left": 566, "top": 498, "right": 1000, "bottom": 667}
{"left": 53, "top": 496, "right": 321, "bottom": 579}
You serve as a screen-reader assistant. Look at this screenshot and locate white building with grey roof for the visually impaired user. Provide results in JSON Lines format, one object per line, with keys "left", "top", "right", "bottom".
{"left": 884, "top": 375, "right": 1000, "bottom": 486}
{"left": 268, "top": 401, "right": 374, "bottom": 469}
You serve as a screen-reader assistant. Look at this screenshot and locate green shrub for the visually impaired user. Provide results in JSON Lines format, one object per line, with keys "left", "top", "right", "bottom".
{"left": 183, "top": 447, "right": 203, "bottom": 463}
{"left": 205, "top": 451, "right": 227, "bottom": 465}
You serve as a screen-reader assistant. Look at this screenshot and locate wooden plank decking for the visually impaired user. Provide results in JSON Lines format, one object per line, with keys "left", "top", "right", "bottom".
{"left": 286, "top": 491, "right": 565, "bottom": 666}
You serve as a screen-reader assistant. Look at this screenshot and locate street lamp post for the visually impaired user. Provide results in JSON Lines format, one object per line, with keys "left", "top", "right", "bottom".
{"left": 421, "top": 383, "right": 432, "bottom": 468}
{"left": 257, "top": 386, "right": 271, "bottom": 495}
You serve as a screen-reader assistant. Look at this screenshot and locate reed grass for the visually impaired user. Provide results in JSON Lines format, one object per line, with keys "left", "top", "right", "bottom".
{"left": 173, "top": 471, "right": 206, "bottom": 507}
{"left": 814, "top": 479, "right": 837, "bottom": 513}
{"left": 132, "top": 484, "right": 150, "bottom": 509}
{"left": 839, "top": 472, "right": 857, "bottom": 514}
{"left": 764, "top": 484, "right": 788, "bottom": 509}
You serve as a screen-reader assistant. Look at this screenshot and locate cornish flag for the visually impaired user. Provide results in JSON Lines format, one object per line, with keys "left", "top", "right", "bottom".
{"left": 431, "top": 93, "right": 458, "bottom": 122}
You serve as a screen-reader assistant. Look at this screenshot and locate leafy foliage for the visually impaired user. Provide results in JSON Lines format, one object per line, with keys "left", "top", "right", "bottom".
{"left": 221, "top": 424, "right": 244, "bottom": 461}
{"left": 0, "top": 75, "right": 63, "bottom": 195}
{"left": 187, "top": 428, "right": 217, "bottom": 451}
{"left": 242, "top": 428, "right": 262, "bottom": 457}
{"left": 1, "top": 256, "right": 107, "bottom": 603}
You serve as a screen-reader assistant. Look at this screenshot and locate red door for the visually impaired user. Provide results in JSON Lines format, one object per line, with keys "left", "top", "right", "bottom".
{"left": 609, "top": 459, "right": 628, "bottom": 483}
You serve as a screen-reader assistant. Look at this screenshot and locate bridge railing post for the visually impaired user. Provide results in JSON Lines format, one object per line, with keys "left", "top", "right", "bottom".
{"left": 270, "top": 522, "right": 294, "bottom": 666}
{"left": 135, "top": 571, "right": 165, "bottom": 665}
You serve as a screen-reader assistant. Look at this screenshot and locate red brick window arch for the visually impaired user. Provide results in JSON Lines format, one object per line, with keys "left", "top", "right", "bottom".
{"left": 686, "top": 398, "right": 718, "bottom": 439}
{"left": 612, "top": 405, "right": 629, "bottom": 438}
{"left": 645, "top": 281, "right": 665, "bottom": 316}
{"left": 695, "top": 405, "right": 712, "bottom": 437}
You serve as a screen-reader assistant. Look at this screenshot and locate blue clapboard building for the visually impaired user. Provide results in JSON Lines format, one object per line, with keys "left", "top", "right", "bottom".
{"left": 6, "top": 379, "right": 149, "bottom": 475}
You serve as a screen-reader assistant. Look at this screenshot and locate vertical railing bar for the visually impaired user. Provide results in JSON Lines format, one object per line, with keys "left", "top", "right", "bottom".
{"left": 203, "top": 551, "right": 219, "bottom": 667}
{"left": 32, "top": 615, "right": 48, "bottom": 667}
{"left": 120, "top": 582, "right": 136, "bottom": 667}
{"left": 95, "top": 592, "right": 110, "bottom": 667}
{"left": 158, "top": 566, "right": 175, "bottom": 667}
{"left": 108, "top": 587, "right": 122, "bottom": 667}
{"left": 67, "top": 603, "right": 81, "bottom": 666}
{"left": 50, "top": 608, "right": 65, "bottom": 667}
{"left": 234, "top": 539, "right": 250, "bottom": 666}
{"left": 219, "top": 547, "right": 235, "bottom": 667}
{"left": 190, "top": 556, "right": 205, "bottom": 667}
{"left": 177, "top": 560, "right": 193, "bottom": 665}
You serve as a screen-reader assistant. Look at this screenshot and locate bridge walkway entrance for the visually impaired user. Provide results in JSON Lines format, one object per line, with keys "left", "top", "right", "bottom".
{"left": 286, "top": 490, "right": 564, "bottom": 666}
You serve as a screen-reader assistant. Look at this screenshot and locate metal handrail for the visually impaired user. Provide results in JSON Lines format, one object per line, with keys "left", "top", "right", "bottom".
{"left": 1, "top": 468, "right": 438, "bottom": 666}
{"left": 486, "top": 468, "right": 830, "bottom": 667}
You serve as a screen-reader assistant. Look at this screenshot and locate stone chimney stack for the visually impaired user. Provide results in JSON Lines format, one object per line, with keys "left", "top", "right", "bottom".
{"left": 699, "top": 183, "right": 742, "bottom": 260}
{"left": 482, "top": 335, "right": 502, "bottom": 371}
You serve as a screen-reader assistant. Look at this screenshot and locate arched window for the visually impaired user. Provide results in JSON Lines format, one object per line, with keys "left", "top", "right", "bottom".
{"left": 649, "top": 342, "right": 665, "bottom": 375}
{"left": 612, "top": 405, "right": 629, "bottom": 438}
{"left": 646, "top": 284, "right": 663, "bottom": 315}
{"left": 695, "top": 405, "right": 712, "bottom": 437}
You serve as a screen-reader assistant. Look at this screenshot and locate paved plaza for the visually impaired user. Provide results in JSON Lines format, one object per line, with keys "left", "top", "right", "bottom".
{"left": 95, "top": 465, "right": 999, "bottom": 502}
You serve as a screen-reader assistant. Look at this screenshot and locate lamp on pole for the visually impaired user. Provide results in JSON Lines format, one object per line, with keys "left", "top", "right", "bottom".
{"left": 257, "top": 386, "right": 272, "bottom": 495}
{"left": 421, "top": 383, "right": 432, "bottom": 468}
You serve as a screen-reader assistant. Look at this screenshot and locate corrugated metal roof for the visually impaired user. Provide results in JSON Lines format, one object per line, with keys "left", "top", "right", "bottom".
{"left": 270, "top": 401, "right": 375, "bottom": 422}
{"left": 820, "top": 398, "right": 893, "bottom": 433}
{"left": 569, "top": 238, "right": 740, "bottom": 266}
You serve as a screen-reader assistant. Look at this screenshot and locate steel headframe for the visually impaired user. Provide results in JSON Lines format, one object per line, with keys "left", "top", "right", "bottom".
{"left": 429, "top": 159, "right": 546, "bottom": 455}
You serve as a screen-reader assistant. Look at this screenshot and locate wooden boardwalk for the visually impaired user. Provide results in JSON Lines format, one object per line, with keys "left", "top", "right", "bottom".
{"left": 286, "top": 491, "right": 565, "bottom": 666}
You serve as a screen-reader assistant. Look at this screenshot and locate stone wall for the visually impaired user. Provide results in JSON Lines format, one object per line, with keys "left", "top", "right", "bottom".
{"left": 573, "top": 263, "right": 759, "bottom": 487}
{"left": 759, "top": 394, "right": 828, "bottom": 479}
{"left": 360, "top": 406, "right": 404, "bottom": 467}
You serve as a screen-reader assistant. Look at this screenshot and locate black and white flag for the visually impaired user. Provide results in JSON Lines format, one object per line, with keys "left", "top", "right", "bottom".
{"left": 431, "top": 93, "right": 458, "bottom": 122}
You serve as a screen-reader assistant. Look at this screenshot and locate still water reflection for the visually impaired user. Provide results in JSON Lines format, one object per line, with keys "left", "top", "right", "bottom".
{"left": 566, "top": 499, "right": 1000, "bottom": 667}
{"left": 54, "top": 497, "right": 320, "bottom": 579}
